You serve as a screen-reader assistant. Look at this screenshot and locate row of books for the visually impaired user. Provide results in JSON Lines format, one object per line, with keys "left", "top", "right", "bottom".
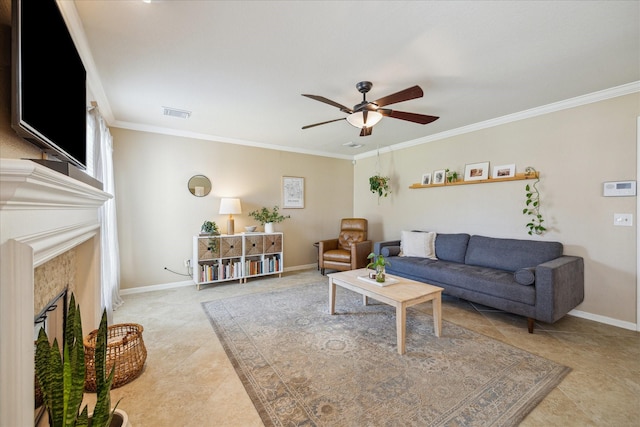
{"left": 198, "top": 260, "right": 243, "bottom": 282}
{"left": 198, "top": 255, "right": 281, "bottom": 282}
{"left": 245, "top": 255, "right": 281, "bottom": 276}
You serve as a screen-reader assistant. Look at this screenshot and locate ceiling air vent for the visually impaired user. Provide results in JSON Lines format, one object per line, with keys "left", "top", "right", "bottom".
{"left": 343, "top": 141, "right": 363, "bottom": 149}
{"left": 162, "top": 107, "right": 191, "bottom": 119}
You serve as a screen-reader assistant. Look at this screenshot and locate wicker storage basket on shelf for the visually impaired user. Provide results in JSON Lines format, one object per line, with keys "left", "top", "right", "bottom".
{"left": 84, "top": 323, "right": 147, "bottom": 392}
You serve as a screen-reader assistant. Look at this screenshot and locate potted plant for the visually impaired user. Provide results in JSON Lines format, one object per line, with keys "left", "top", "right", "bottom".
{"left": 445, "top": 169, "right": 458, "bottom": 183}
{"left": 523, "top": 167, "right": 546, "bottom": 235}
{"left": 200, "top": 220, "right": 219, "bottom": 235}
{"left": 367, "top": 252, "right": 391, "bottom": 283}
{"left": 248, "top": 206, "right": 290, "bottom": 233}
{"left": 35, "top": 293, "right": 124, "bottom": 427}
{"left": 369, "top": 175, "right": 391, "bottom": 203}
{"left": 200, "top": 220, "right": 219, "bottom": 253}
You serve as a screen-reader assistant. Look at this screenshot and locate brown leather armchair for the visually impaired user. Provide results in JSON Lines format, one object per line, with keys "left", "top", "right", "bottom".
{"left": 319, "top": 218, "right": 372, "bottom": 275}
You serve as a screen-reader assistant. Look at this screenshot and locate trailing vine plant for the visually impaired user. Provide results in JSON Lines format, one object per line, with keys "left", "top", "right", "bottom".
{"left": 523, "top": 167, "right": 546, "bottom": 235}
{"left": 369, "top": 175, "right": 391, "bottom": 200}
{"left": 200, "top": 220, "right": 220, "bottom": 253}
{"left": 369, "top": 146, "right": 391, "bottom": 204}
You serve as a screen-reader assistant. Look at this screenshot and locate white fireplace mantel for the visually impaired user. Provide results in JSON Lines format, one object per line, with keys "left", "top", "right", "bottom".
{"left": 0, "top": 158, "right": 112, "bottom": 426}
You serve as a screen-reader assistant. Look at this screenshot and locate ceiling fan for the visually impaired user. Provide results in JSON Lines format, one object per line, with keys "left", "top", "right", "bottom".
{"left": 302, "top": 81, "right": 439, "bottom": 137}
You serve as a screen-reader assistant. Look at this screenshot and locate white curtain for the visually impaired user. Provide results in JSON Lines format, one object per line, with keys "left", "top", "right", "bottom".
{"left": 87, "top": 107, "right": 123, "bottom": 322}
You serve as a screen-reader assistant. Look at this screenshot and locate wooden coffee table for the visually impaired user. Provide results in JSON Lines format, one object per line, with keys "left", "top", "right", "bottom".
{"left": 328, "top": 268, "right": 443, "bottom": 355}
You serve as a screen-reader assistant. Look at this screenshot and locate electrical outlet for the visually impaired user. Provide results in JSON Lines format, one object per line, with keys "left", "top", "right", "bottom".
{"left": 613, "top": 213, "right": 633, "bottom": 227}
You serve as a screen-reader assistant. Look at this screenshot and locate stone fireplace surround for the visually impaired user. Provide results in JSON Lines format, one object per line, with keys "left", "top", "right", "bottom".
{"left": 0, "top": 158, "right": 111, "bottom": 426}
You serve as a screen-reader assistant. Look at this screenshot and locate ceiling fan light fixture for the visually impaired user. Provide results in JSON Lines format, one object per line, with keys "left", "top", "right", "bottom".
{"left": 346, "top": 111, "right": 382, "bottom": 129}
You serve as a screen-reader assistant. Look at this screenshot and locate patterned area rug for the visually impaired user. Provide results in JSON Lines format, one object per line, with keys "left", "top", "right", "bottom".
{"left": 202, "top": 282, "right": 570, "bottom": 427}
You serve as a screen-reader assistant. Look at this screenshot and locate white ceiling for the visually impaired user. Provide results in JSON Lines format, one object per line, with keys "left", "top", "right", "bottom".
{"left": 64, "top": 0, "right": 639, "bottom": 159}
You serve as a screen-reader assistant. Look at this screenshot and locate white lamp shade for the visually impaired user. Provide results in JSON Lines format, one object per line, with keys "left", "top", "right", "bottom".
{"left": 346, "top": 111, "right": 383, "bottom": 128}
{"left": 219, "top": 198, "right": 242, "bottom": 215}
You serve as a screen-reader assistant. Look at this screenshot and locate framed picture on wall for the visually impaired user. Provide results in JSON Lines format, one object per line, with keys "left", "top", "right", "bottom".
{"left": 282, "top": 176, "right": 304, "bottom": 208}
{"left": 492, "top": 164, "right": 515, "bottom": 179}
{"left": 421, "top": 173, "right": 431, "bottom": 185}
{"left": 464, "top": 162, "right": 490, "bottom": 181}
{"left": 433, "top": 169, "right": 446, "bottom": 185}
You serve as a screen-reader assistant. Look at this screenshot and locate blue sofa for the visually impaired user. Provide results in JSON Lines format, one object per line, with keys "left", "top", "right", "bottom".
{"left": 374, "top": 233, "right": 584, "bottom": 333}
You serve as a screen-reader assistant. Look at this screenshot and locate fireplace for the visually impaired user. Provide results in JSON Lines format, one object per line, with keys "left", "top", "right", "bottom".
{"left": 0, "top": 159, "right": 111, "bottom": 426}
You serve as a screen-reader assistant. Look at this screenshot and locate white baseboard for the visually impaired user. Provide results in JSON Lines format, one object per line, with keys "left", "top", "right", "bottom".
{"left": 284, "top": 263, "right": 317, "bottom": 271}
{"left": 120, "top": 280, "right": 193, "bottom": 295}
{"left": 569, "top": 309, "right": 638, "bottom": 332}
{"left": 119, "top": 264, "right": 318, "bottom": 296}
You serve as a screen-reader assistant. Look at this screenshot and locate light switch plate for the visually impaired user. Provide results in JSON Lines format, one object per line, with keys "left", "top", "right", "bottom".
{"left": 613, "top": 213, "right": 633, "bottom": 226}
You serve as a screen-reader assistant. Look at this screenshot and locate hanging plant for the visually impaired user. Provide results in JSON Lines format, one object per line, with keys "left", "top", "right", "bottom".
{"left": 369, "top": 175, "right": 391, "bottom": 200}
{"left": 522, "top": 167, "right": 546, "bottom": 235}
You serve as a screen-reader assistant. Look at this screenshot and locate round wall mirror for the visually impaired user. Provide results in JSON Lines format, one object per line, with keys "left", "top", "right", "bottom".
{"left": 188, "top": 175, "right": 211, "bottom": 197}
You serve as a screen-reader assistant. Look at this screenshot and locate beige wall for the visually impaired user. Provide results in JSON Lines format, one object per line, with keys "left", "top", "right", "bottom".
{"left": 354, "top": 93, "right": 639, "bottom": 325}
{"left": 110, "top": 128, "right": 353, "bottom": 289}
{"left": 0, "top": 12, "right": 41, "bottom": 159}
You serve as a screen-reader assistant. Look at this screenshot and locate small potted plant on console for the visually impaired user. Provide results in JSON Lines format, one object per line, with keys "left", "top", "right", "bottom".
{"left": 200, "top": 220, "right": 220, "bottom": 253}
{"left": 248, "top": 206, "right": 290, "bottom": 233}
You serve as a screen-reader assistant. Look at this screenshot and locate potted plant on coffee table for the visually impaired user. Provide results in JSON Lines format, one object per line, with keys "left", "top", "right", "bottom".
{"left": 367, "top": 252, "right": 390, "bottom": 283}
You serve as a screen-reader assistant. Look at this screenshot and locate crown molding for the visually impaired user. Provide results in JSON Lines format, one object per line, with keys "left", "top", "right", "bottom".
{"left": 355, "top": 81, "right": 640, "bottom": 160}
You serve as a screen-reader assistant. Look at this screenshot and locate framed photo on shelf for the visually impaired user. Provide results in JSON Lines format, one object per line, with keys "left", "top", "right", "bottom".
{"left": 492, "top": 164, "right": 515, "bottom": 179}
{"left": 433, "top": 169, "right": 446, "bottom": 185}
{"left": 282, "top": 176, "right": 304, "bottom": 208}
{"left": 464, "top": 162, "right": 490, "bottom": 181}
{"left": 421, "top": 173, "right": 432, "bottom": 185}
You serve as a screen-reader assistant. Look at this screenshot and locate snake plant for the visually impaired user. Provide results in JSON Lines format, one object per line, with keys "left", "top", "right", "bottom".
{"left": 35, "top": 293, "right": 117, "bottom": 427}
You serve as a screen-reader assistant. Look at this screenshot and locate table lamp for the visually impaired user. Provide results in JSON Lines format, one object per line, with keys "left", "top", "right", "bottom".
{"left": 219, "top": 198, "right": 241, "bottom": 235}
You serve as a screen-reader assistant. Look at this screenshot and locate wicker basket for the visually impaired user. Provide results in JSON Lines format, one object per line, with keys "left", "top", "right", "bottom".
{"left": 84, "top": 323, "right": 147, "bottom": 392}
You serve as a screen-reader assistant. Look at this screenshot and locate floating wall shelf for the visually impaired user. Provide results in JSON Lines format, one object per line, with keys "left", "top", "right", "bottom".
{"left": 409, "top": 171, "right": 540, "bottom": 189}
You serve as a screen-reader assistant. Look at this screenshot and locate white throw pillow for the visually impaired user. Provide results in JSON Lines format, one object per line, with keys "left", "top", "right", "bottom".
{"left": 400, "top": 230, "right": 437, "bottom": 259}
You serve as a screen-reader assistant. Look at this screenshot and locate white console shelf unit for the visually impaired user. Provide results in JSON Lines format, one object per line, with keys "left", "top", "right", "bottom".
{"left": 193, "top": 232, "right": 283, "bottom": 290}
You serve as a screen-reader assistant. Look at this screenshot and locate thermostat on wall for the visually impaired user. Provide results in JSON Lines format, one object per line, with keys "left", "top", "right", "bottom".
{"left": 603, "top": 181, "right": 636, "bottom": 197}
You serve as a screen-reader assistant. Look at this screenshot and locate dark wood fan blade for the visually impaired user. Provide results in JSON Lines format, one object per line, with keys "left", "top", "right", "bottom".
{"left": 360, "top": 126, "right": 373, "bottom": 137}
{"left": 301, "top": 117, "right": 346, "bottom": 130}
{"left": 381, "top": 110, "right": 439, "bottom": 125}
{"left": 372, "top": 85, "right": 423, "bottom": 108}
{"left": 302, "top": 94, "right": 353, "bottom": 113}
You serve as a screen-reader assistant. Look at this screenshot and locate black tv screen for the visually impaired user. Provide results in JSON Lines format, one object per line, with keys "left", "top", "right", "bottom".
{"left": 11, "top": 0, "right": 87, "bottom": 170}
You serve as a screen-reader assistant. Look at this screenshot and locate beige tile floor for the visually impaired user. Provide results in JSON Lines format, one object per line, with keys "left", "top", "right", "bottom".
{"left": 94, "top": 269, "right": 639, "bottom": 426}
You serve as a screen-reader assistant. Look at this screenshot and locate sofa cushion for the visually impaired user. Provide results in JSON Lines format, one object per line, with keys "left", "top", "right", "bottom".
{"left": 386, "top": 255, "right": 437, "bottom": 278}
{"left": 323, "top": 249, "right": 351, "bottom": 263}
{"left": 435, "top": 233, "right": 470, "bottom": 264}
{"left": 436, "top": 263, "right": 535, "bottom": 305}
{"left": 514, "top": 267, "right": 536, "bottom": 285}
{"left": 401, "top": 230, "right": 437, "bottom": 259}
{"left": 464, "top": 235, "right": 563, "bottom": 272}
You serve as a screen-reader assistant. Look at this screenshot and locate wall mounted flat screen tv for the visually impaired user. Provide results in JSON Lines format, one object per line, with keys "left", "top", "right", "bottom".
{"left": 11, "top": 0, "right": 87, "bottom": 170}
